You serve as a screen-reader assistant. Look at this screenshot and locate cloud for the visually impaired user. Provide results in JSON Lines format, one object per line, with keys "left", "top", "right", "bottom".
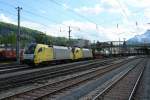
{"left": 101, "top": 0, "right": 131, "bottom": 16}
{"left": 61, "top": 20, "right": 144, "bottom": 41}
{"left": 39, "top": 10, "right": 47, "bottom": 14}
{"left": 74, "top": 4, "right": 104, "bottom": 15}
{"left": 0, "top": 13, "right": 140, "bottom": 41}
{"left": 107, "top": 8, "right": 120, "bottom": 13}
{"left": 62, "top": 20, "right": 97, "bottom": 31}
{"left": 0, "top": 13, "right": 148, "bottom": 42}
{"left": 124, "top": 0, "right": 150, "bottom": 8}
{"left": 98, "top": 0, "right": 133, "bottom": 28}
{"left": 0, "top": 14, "right": 15, "bottom": 24}
{"left": 62, "top": 3, "right": 69, "bottom": 10}
{"left": 144, "top": 9, "right": 150, "bottom": 19}
{"left": 73, "top": 0, "right": 128, "bottom": 16}
{"left": 101, "top": 0, "right": 118, "bottom": 8}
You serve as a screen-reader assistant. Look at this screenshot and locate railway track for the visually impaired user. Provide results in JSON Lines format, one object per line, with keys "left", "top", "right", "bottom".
{"left": 0, "top": 57, "right": 137, "bottom": 99}
{"left": 130, "top": 58, "right": 150, "bottom": 100}
{"left": 0, "top": 62, "right": 17, "bottom": 67}
{"left": 0, "top": 59, "right": 108, "bottom": 75}
{"left": 0, "top": 58, "right": 120, "bottom": 91}
{"left": 0, "top": 65, "right": 31, "bottom": 74}
{"left": 79, "top": 58, "right": 146, "bottom": 100}
{"left": 0, "top": 62, "right": 32, "bottom": 74}
{"left": 0, "top": 58, "right": 117, "bottom": 74}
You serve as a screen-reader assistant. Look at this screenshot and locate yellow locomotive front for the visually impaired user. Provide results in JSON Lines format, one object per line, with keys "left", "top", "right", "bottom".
{"left": 23, "top": 44, "right": 53, "bottom": 65}
{"left": 33, "top": 44, "right": 53, "bottom": 65}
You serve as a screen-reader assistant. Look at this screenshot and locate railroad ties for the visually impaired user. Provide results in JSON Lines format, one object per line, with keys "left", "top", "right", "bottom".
{"left": 0, "top": 56, "right": 149, "bottom": 100}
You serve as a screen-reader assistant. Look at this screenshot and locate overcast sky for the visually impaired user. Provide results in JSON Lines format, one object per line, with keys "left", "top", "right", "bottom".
{"left": 0, "top": 0, "right": 150, "bottom": 42}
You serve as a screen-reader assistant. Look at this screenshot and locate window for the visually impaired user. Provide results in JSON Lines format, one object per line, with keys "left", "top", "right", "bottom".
{"left": 38, "top": 48, "right": 42, "bottom": 53}
{"left": 24, "top": 44, "right": 36, "bottom": 54}
{"left": 76, "top": 50, "right": 79, "bottom": 53}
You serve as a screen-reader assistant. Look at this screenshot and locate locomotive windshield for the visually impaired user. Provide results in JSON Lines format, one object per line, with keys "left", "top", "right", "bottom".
{"left": 24, "top": 44, "right": 36, "bottom": 54}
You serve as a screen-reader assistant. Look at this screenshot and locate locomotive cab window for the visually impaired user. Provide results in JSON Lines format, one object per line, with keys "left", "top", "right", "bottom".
{"left": 76, "top": 50, "right": 79, "bottom": 53}
{"left": 38, "top": 48, "right": 42, "bottom": 53}
{"left": 24, "top": 44, "right": 36, "bottom": 54}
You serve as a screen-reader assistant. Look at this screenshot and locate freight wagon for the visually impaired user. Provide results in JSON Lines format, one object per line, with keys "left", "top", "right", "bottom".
{"left": 0, "top": 49, "right": 24, "bottom": 61}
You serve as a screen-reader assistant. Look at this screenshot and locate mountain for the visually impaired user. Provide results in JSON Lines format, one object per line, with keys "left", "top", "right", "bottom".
{"left": 127, "top": 30, "right": 150, "bottom": 44}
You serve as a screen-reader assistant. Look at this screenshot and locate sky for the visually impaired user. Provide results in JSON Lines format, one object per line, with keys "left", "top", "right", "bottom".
{"left": 0, "top": 0, "right": 150, "bottom": 42}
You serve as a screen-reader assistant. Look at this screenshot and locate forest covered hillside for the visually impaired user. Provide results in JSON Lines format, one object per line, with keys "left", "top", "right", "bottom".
{"left": 0, "top": 21, "right": 80, "bottom": 48}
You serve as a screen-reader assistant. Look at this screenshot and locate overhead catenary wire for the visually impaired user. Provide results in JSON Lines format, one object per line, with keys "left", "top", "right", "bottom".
{"left": 35, "top": 0, "right": 108, "bottom": 34}
{"left": 0, "top": 8, "right": 53, "bottom": 30}
{"left": 49, "top": 0, "right": 95, "bottom": 23}
{"left": 114, "top": 0, "right": 145, "bottom": 37}
{"left": 0, "top": 0, "right": 120, "bottom": 39}
{"left": 115, "top": 0, "right": 142, "bottom": 29}
{"left": 0, "top": 5, "right": 91, "bottom": 40}
{"left": 115, "top": 0, "right": 130, "bottom": 22}
{"left": 0, "top": 1, "right": 63, "bottom": 26}
{"left": 0, "top": 1, "right": 84, "bottom": 32}
{"left": 16, "top": 1, "right": 78, "bottom": 29}
{"left": 21, "top": 6, "right": 94, "bottom": 34}
{"left": 48, "top": 0, "right": 103, "bottom": 27}
{"left": 0, "top": 1, "right": 67, "bottom": 27}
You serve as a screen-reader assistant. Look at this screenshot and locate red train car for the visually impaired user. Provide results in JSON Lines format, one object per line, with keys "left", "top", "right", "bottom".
{"left": 0, "top": 49, "right": 24, "bottom": 61}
